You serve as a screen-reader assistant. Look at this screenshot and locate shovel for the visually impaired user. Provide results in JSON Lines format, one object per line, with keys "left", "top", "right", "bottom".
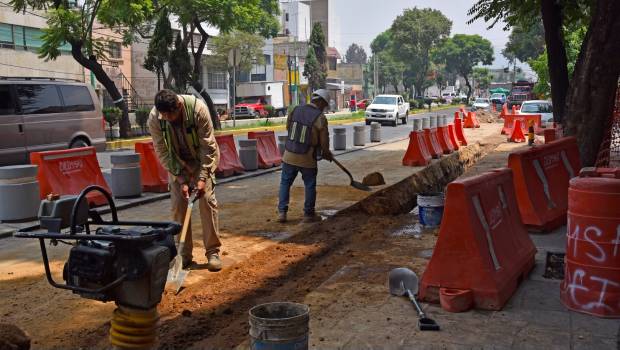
{"left": 332, "top": 158, "right": 371, "bottom": 191}
{"left": 167, "top": 191, "right": 198, "bottom": 294}
{"left": 388, "top": 267, "right": 440, "bottom": 331}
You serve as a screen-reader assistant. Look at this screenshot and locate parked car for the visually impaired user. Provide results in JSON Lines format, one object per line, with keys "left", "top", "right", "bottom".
{"left": 0, "top": 78, "right": 105, "bottom": 166}
{"left": 356, "top": 99, "right": 371, "bottom": 110}
{"left": 472, "top": 98, "right": 491, "bottom": 110}
{"left": 490, "top": 93, "right": 506, "bottom": 105}
{"left": 518, "top": 100, "right": 554, "bottom": 125}
{"left": 365, "top": 95, "right": 410, "bottom": 127}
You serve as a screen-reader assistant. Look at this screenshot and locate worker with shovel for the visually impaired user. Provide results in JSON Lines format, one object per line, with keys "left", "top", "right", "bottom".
{"left": 278, "top": 89, "right": 334, "bottom": 224}
{"left": 149, "top": 89, "right": 222, "bottom": 272}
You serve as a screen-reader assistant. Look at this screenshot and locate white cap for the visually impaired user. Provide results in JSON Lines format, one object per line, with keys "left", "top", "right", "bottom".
{"left": 311, "top": 89, "right": 330, "bottom": 104}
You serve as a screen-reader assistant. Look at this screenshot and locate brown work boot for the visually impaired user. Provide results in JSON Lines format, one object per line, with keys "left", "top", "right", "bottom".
{"left": 277, "top": 212, "right": 287, "bottom": 223}
{"left": 206, "top": 253, "right": 222, "bottom": 272}
{"left": 302, "top": 214, "right": 322, "bottom": 223}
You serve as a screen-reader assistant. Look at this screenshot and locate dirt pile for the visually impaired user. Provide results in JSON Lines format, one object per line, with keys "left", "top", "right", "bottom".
{"left": 476, "top": 110, "right": 500, "bottom": 123}
{"left": 0, "top": 323, "right": 31, "bottom": 350}
{"left": 362, "top": 172, "right": 386, "bottom": 186}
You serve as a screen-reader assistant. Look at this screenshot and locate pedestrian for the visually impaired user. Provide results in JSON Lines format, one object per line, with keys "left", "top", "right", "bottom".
{"left": 277, "top": 89, "right": 334, "bottom": 223}
{"left": 148, "top": 89, "right": 222, "bottom": 271}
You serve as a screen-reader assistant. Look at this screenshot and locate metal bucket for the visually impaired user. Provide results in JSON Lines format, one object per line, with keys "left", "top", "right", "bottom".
{"left": 417, "top": 192, "right": 445, "bottom": 228}
{"left": 249, "top": 302, "right": 310, "bottom": 350}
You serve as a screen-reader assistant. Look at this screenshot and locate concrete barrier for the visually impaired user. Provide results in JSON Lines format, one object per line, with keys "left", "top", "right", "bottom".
{"left": 239, "top": 139, "right": 259, "bottom": 171}
{"left": 0, "top": 165, "right": 40, "bottom": 221}
{"left": 333, "top": 128, "right": 347, "bottom": 150}
{"left": 354, "top": 125, "right": 366, "bottom": 146}
{"left": 370, "top": 122, "right": 381, "bottom": 142}
{"left": 110, "top": 152, "right": 142, "bottom": 198}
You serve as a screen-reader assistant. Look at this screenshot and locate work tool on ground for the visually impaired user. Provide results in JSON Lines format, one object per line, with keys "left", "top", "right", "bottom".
{"left": 167, "top": 191, "right": 198, "bottom": 294}
{"left": 332, "top": 158, "right": 372, "bottom": 191}
{"left": 389, "top": 267, "right": 440, "bottom": 331}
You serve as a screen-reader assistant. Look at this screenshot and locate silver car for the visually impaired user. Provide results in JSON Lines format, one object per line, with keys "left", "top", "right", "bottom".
{"left": 0, "top": 78, "right": 105, "bottom": 165}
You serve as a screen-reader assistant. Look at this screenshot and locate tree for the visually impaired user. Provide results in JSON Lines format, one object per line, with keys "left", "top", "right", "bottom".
{"left": 308, "top": 22, "right": 327, "bottom": 90}
{"left": 390, "top": 8, "right": 452, "bottom": 97}
{"left": 345, "top": 43, "right": 367, "bottom": 64}
{"left": 165, "top": 0, "right": 280, "bottom": 129}
{"left": 169, "top": 33, "right": 192, "bottom": 92}
{"left": 433, "top": 34, "right": 494, "bottom": 100}
{"left": 502, "top": 21, "right": 545, "bottom": 64}
{"left": 143, "top": 9, "right": 173, "bottom": 90}
{"left": 473, "top": 67, "right": 493, "bottom": 93}
{"left": 12, "top": 0, "right": 153, "bottom": 138}
{"left": 304, "top": 47, "right": 323, "bottom": 92}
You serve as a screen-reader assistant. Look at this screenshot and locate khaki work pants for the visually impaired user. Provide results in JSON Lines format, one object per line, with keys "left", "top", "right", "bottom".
{"left": 170, "top": 175, "right": 222, "bottom": 261}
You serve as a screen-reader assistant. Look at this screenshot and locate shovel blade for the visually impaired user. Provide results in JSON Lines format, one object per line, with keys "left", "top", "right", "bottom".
{"left": 351, "top": 180, "right": 372, "bottom": 192}
{"left": 167, "top": 256, "right": 189, "bottom": 294}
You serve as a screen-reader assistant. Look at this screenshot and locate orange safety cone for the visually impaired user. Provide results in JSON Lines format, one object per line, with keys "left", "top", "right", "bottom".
{"left": 454, "top": 112, "right": 468, "bottom": 146}
{"left": 509, "top": 119, "right": 526, "bottom": 143}
{"left": 501, "top": 104, "right": 508, "bottom": 118}
{"left": 463, "top": 112, "right": 480, "bottom": 128}
{"left": 511, "top": 105, "right": 517, "bottom": 114}
{"left": 424, "top": 116, "right": 443, "bottom": 159}
{"left": 436, "top": 115, "right": 455, "bottom": 154}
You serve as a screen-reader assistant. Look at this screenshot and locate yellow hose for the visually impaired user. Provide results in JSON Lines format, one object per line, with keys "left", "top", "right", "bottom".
{"left": 109, "top": 306, "right": 159, "bottom": 349}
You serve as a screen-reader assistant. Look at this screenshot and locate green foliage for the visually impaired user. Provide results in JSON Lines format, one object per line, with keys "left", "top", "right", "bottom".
{"left": 304, "top": 47, "right": 325, "bottom": 92}
{"left": 169, "top": 33, "right": 192, "bottom": 92}
{"left": 263, "top": 105, "right": 276, "bottom": 118}
{"left": 473, "top": 67, "right": 493, "bottom": 91}
{"left": 309, "top": 22, "right": 327, "bottom": 67}
{"left": 390, "top": 8, "right": 452, "bottom": 96}
{"left": 211, "top": 30, "right": 266, "bottom": 74}
{"left": 143, "top": 9, "right": 173, "bottom": 83}
{"left": 345, "top": 43, "right": 367, "bottom": 64}
{"left": 103, "top": 107, "right": 122, "bottom": 126}
{"left": 433, "top": 34, "right": 494, "bottom": 98}
{"left": 502, "top": 21, "right": 545, "bottom": 64}
{"left": 135, "top": 107, "right": 151, "bottom": 129}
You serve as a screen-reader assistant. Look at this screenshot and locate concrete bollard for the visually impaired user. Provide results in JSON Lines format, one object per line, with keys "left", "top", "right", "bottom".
{"left": 353, "top": 125, "right": 366, "bottom": 146}
{"left": 413, "top": 118, "right": 423, "bottom": 132}
{"left": 110, "top": 152, "right": 142, "bottom": 198}
{"left": 333, "top": 127, "right": 347, "bottom": 150}
{"left": 0, "top": 165, "right": 40, "bottom": 221}
{"left": 277, "top": 135, "right": 288, "bottom": 156}
{"left": 370, "top": 122, "right": 381, "bottom": 142}
{"left": 422, "top": 116, "right": 430, "bottom": 130}
{"left": 438, "top": 115, "right": 446, "bottom": 127}
{"left": 239, "top": 139, "right": 258, "bottom": 171}
{"left": 430, "top": 115, "right": 438, "bottom": 129}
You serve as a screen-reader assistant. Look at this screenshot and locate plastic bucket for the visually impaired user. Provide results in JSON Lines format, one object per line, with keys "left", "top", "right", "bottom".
{"left": 249, "top": 302, "right": 310, "bottom": 350}
{"left": 417, "top": 192, "right": 444, "bottom": 228}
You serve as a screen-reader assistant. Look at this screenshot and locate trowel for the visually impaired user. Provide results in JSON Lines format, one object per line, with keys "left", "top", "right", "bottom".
{"left": 167, "top": 191, "right": 198, "bottom": 294}
{"left": 388, "top": 267, "right": 440, "bottom": 331}
{"left": 332, "top": 158, "right": 371, "bottom": 191}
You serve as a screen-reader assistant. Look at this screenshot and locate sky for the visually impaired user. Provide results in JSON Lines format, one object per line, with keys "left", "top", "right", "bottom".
{"left": 330, "top": 0, "right": 514, "bottom": 70}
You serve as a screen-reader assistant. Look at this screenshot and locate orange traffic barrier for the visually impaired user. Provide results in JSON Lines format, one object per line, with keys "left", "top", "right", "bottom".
{"left": 501, "top": 114, "right": 543, "bottom": 135}
{"left": 135, "top": 141, "right": 168, "bottom": 193}
{"left": 30, "top": 146, "right": 111, "bottom": 206}
{"left": 419, "top": 168, "right": 536, "bottom": 311}
{"left": 424, "top": 129, "right": 443, "bottom": 159}
{"left": 508, "top": 136, "right": 581, "bottom": 231}
{"left": 454, "top": 112, "right": 468, "bottom": 146}
{"left": 500, "top": 104, "right": 509, "bottom": 118}
{"left": 248, "top": 131, "right": 282, "bottom": 169}
{"left": 437, "top": 118, "right": 455, "bottom": 154}
{"left": 508, "top": 120, "right": 526, "bottom": 143}
{"left": 544, "top": 128, "right": 557, "bottom": 144}
{"left": 561, "top": 167, "right": 620, "bottom": 318}
{"left": 448, "top": 124, "right": 460, "bottom": 151}
{"left": 463, "top": 112, "right": 480, "bottom": 128}
{"left": 402, "top": 131, "right": 432, "bottom": 166}
{"left": 215, "top": 134, "right": 245, "bottom": 177}
{"left": 512, "top": 105, "right": 517, "bottom": 114}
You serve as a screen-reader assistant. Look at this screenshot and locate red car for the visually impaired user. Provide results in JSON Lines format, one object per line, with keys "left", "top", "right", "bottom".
{"left": 357, "top": 99, "right": 371, "bottom": 110}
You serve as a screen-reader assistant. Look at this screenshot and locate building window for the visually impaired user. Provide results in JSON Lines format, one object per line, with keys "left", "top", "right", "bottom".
{"left": 108, "top": 41, "right": 122, "bottom": 59}
{"left": 329, "top": 58, "right": 337, "bottom": 71}
{"left": 264, "top": 54, "right": 271, "bottom": 65}
{"left": 285, "top": 13, "right": 289, "bottom": 22}
{"left": 251, "top": 64, "right": 267, "bottom": 82}
{"left": 208, "top": 71, "right": 227, "bottom": 90}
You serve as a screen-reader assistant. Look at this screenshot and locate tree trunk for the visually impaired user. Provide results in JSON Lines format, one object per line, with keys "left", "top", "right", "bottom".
{"left": 70, "top": 41, "right": 130, "bottom": 138}
{"left": 463, "top": 75, "right": 472, "bottom": 101}
{"left": 541, "top": 0, "right": 570, "bottom": 123}
{"left": 190, "top": 20, "right": 221, "bottom": 130}
{"left": 563, "top": 0, "right": 620, "bottom": 166}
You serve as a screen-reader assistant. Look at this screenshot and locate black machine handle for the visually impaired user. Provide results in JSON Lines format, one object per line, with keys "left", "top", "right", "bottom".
{"left": 70, "top": 185, "right": 118, "bottom": 235}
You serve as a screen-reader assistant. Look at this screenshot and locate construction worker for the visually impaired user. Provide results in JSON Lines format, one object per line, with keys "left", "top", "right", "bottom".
{"left": 278, "top": 89, "right": 334, "bottom": 223}
{"left": 148, "top": 89, "right": 222, "bottom": 271}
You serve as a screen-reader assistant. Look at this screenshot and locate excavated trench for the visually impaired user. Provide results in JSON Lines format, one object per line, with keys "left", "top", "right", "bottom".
{"left": 53, "top": 133, "right": 506, "bottom": 349}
